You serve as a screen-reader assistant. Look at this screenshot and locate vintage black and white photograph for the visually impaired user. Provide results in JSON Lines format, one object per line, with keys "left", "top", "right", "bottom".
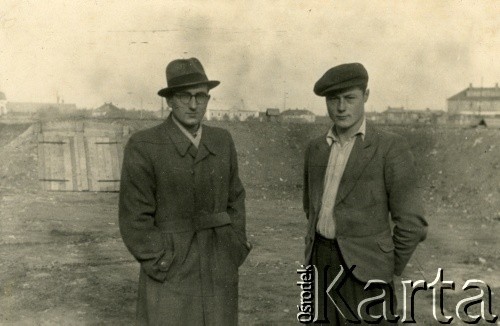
{"left": 0, "top": 1, "right": 499, "bottom": 325}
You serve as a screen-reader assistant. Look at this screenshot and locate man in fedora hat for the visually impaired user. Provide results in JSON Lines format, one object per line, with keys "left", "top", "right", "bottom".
{"left": 302, "top": 63, "right": 428, "bottom": 324}
{"left": 119, "top": 57, "right": 251, "bottom": 325}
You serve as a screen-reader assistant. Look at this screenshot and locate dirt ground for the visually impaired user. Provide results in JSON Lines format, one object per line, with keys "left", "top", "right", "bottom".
{"left": 0, "top": 121, "right": 499, "bottom": 325}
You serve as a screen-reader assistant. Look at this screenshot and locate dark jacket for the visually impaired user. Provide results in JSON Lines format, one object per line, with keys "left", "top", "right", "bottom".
{"left": 303, "top": 123, "right": 428, "bottom": 282}
{"left": 119, "top": 116, "right": 250, "bottom": 325}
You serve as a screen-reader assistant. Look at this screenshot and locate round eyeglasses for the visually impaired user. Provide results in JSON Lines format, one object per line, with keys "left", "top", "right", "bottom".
{"left": 174, "top": 92, "right": 210, "bottom": 105}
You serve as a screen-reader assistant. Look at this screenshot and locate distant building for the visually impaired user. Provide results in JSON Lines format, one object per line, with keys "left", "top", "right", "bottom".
{"left": 448, "top": 114, "right": 481, "bottom": 126}
{"left": 92, "top": 102, "right": 122, "bottom": 118}
{"left": 428, "top": 110, "right": 448, "bottom": 125}
{"left": 0, "top": 90, "right": 77, "bottom": 118}
{"left": 206, "top": 109, "right": 230, "bottom": 120}
{"left": 206, "top": 109, "right": 259, "bottom": 121}
{"left": 0, "top": 91, "right": 80, "bottom": 122}
{"left": 6, "top": 101, "right": 77, "bottom": 114}
{"left": 384, "top": 107, "right": 412, "bottom": 123}
{"left": 281, "top": 109, "right": 316, "bottom": 123}
{"left": 365, "top": 111, "right": 384, "bottom": 123}
{"left": 447, "top": 83, "right": 500, "bottom": 115}
{"left": 265, "top": 108, "right": 280, "bottom": 122}
{"left": 381, "top": 107, "right": 446, "bottom": 125}
{"left": 478, "top": 117, "right": 500, "bottom": 129}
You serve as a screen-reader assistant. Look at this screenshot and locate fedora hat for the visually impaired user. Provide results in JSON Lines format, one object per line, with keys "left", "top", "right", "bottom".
{"left": 157, "top": 57, "right": 220, "bottom": 97}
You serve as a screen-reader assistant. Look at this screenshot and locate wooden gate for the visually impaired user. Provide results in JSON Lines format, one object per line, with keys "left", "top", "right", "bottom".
{"left": 37, "top": 121, "right": 129, "bottom": 192}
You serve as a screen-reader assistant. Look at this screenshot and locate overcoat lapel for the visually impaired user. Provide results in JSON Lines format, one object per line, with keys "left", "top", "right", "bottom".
{"left": 162, "top": 116, "right": 217, "bottom": 163}
{"left": 335, "top": 125, "right": 378, "bottom": 205}
{"left": 163, "top": 116, "right": 191, "bottom": 157}
{"left": 194, "top": 132, "right": 217, "bottom": 164}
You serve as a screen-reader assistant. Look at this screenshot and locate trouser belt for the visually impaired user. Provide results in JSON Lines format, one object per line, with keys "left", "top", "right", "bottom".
{"left": 157, "top": 212, "right": 231, "bottom": 233}
{"left": 315, "top": 232, "right": 338, "bottom": 245}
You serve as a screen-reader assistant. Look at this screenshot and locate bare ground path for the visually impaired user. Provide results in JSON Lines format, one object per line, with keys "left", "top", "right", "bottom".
{"left": 0, "top": 121, "right": 498, "bottom": 324}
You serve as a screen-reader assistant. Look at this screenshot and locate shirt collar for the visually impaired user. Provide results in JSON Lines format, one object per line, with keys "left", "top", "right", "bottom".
{"left": 171, "top": 114, "right": 203, "bottom": 148}
{"left": 326, "top": 117, "right": 366, "bottom": 146}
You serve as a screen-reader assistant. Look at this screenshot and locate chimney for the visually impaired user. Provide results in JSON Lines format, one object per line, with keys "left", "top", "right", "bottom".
{"left": 469, "top": 83, "right": 473, "bottom": 88}
{"left": 496, "top": 83, "right": 499, "bottom": 88}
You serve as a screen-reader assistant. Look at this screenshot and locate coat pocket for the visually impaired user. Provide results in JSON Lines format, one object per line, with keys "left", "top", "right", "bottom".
{"left": 228, "top": 226, "right": 251, "bottom": 267}
{"left": 157, "top": 250, "right": 174, "bottom": 272}
{"left": 141, "top": 250, "right": 174, "bottom": 283}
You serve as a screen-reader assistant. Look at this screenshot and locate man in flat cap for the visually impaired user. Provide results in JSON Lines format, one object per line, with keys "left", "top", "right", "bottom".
{"left": 302, "top": 63, "right": 427, "bottom": 324}
{"left": 119, "top": 57, "right": 251, "bottom": 325}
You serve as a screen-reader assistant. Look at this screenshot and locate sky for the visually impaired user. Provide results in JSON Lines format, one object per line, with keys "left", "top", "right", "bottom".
{"left": 0, "top": 0, "right": 498, "bottom": 114}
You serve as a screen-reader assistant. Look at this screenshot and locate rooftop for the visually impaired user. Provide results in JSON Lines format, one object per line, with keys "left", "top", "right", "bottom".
{"left": 448, "top": 84, "right": 500, "bottom": 101}
{"left": 266, "top": 108, "right": 280, "bottom": 116}
{"left": 281, "top": 109, "right": 315, "bottom": 116}
{"left": 95, "top": 102, "right": 121, "bottom": 111}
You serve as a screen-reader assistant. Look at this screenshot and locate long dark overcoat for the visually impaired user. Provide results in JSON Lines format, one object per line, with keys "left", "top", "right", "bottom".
{"left": 119, "top": 116, "right": 250, "bottom": 325}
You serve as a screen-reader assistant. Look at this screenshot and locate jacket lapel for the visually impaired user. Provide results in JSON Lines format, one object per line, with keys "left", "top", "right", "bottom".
{"left": 335, "top": 124, "right": 378, "bottom": 205}
{"left": 313, "top": 138, "right": 331, "bottom": 211}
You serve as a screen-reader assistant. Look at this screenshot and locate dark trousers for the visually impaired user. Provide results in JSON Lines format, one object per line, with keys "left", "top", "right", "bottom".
{"left": 311, "top": 234, "right": 398, "bottom": 325}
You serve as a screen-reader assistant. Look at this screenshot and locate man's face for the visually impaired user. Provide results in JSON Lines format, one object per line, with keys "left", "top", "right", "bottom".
{"left": 326, "top": 87, "right": 369, "bottom": 132}
{"left": 167, "top": 84, "right": 210, "bottom": 128}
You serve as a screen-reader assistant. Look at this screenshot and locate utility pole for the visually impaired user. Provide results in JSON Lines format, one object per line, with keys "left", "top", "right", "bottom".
{"left": 140, "top": 97, "right": 143, "bottom": 119}
{"left": 478, "top": 77, "right": 483, "bottom": 116}
{"left": 283, "top": 79, "right": 287, "bottom": 112}
{"left": 283, "top": 92, "right": 288, "bottom": 112}
{"left": 128, "top": 91, "right": 144, "bottom": 119}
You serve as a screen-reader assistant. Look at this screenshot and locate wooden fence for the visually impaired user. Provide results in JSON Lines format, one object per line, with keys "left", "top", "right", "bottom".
{"left": 37, "top": 121, "right": 129, "bottom": 192}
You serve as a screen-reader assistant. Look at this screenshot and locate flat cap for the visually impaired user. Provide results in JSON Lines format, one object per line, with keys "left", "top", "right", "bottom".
{"left": 313, "top": 63, "right": 368, "bottom": 96}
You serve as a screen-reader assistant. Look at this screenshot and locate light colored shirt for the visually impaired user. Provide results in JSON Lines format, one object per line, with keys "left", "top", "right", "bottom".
{"left": 172, "top": 115, "right": 202, "bottom": 148}
{"left": 316, "top": 118, "right": 366, "bottom": 239}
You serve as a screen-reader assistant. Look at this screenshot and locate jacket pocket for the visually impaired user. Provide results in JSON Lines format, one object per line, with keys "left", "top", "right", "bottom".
{"left": 229, "top": 226, "right": 251, "bottom": 267}
{"left": 377, "top": 238, "right": 395, "bottom": 253}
